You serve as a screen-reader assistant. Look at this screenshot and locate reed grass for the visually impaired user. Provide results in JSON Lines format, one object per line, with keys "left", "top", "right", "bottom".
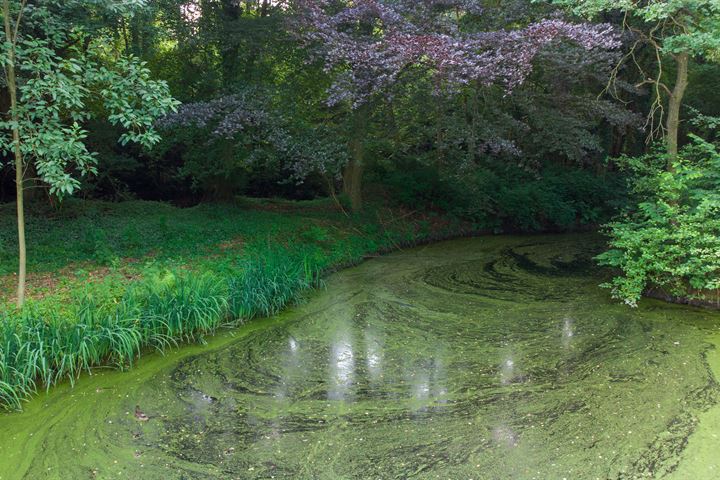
{"left": 0, "top": 251, "right": 324, "bottom": 411}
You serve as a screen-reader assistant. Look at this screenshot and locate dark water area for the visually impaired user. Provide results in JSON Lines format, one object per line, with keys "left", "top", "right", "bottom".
{"left": 2, "top": 235, "right": 719, "bottom": 479}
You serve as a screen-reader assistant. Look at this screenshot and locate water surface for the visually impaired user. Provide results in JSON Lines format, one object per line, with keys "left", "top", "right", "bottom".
{"left": 2, "top": 235, "right": 720, "bottom": 479}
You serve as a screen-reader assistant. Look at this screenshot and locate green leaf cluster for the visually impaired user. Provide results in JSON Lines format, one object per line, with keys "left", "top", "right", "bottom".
{"left": 597, "top": 135, "right": 720, "bottom": 305}
{"left": 0, "top": 1, "right": 178, "bottom": 198}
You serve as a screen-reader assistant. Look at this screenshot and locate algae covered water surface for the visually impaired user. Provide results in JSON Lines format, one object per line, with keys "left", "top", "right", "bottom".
{"left": 2, "top": 235, "right": 720, "bottom": 480}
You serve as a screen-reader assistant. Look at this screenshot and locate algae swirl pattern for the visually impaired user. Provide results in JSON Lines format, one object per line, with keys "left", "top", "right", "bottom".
{"left": 1, "top": 235, "right": 719, "bottom": 479}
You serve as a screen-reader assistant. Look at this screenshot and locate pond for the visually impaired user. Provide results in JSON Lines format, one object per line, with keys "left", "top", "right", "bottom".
{"left": 1, "top": 235, "right": 720, "bottom": 479}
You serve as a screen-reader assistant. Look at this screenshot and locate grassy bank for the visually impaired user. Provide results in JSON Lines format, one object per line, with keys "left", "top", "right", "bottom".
{"left": 0, "top": 198, "right": 469, "bottom": 410}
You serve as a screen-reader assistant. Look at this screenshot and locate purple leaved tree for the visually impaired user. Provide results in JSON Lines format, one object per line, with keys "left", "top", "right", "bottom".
{"left": 293, "top": 0, "right": 620, "bottom": 211}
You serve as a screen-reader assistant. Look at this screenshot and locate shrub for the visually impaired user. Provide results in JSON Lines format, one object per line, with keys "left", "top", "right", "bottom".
{"left": 597, "top": 136, "right": 720, "bottom": 306}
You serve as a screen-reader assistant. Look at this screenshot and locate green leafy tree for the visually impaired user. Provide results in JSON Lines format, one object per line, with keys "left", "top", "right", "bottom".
{"left": 1, "top": 0, "right": 178, "bottom": 306}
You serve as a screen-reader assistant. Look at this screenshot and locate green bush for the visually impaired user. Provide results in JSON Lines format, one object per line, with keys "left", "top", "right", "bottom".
{"left": 597, "top": 136, "right": 720, "bottom": 306}
{"left": 380, "top": 162, "right": 460, "bottom": 212}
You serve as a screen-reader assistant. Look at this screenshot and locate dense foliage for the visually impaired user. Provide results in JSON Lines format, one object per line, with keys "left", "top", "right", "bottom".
{"left": 550, "top": 0, "right": 720, "bottom": 305}
{"left": 0, "top": 0, "right": 178, "bottom": 196}
{"left": 598, "top": 135, "right": 720, "bottom": 306}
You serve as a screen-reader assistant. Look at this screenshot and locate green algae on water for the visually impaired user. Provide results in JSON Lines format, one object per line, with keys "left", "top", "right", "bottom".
{"left": 1, "top": 235, "right": 719, "bottom": 479}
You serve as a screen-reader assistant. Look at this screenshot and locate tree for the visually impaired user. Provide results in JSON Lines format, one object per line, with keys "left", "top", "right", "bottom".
{"left": 546, "top": 0, "right": 720, "bottom": 160}
{"left": 545, "top": 2, "right": 720, "bottom": 305}
{"left": 294, "top": 0, "right": 620, "bottom": 211}
{"left": 1, "top": 0, "right": 178, "bottom": 307}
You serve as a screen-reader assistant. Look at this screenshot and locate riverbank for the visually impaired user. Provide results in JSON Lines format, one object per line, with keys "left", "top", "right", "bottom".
{"left": 0, "top": 198, "right": 472, "bottom": 411}
{"left": 645, "top": 286, "right": 720, "bottom": 310}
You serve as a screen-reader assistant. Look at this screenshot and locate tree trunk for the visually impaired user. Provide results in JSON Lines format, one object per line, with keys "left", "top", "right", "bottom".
{"left": 3, "top": 0, "right": 26, "bottom": 307}
{"left": 666, "top": 52, "right": 689, "bottom": 162}
{"left": 343, "top": 103, "right": 369, "bottom": 213}
{"left": 220, "top": 0, "right": 242, "bottom": 83}
{"left": 13, "top": 129, "right": 25, "bottom": 308}
{"left": 343, "top": 154, "right": 364, "bottom": 213}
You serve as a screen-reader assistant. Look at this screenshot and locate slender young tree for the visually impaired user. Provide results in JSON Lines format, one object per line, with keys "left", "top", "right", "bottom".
{"left": 294, "top": 0, "right": 620, "bottom": 211}
{"left": 1, "top": 0, "right": 178, "bottom": 307}
{"left": 2, "top": 0, "right": 25, "bottom": 307}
